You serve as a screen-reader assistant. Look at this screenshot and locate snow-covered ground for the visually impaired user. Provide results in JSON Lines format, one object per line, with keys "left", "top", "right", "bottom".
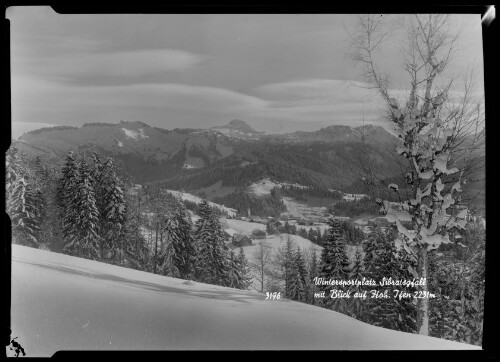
{"left": 225, "top": 218, "right": 266, "bottom": 235}
{"left": 10, "top": 245, "right": 478, "bottom": 355}
{"left": 121, "top": 127, "right": 149, "bottom": 140}
{"left": 282, "top": 197, "right": 329, "bottom": 220}
{"left": 248, "top": 178, "right": 309, "bottom": 197}
{"left": 165, "top": 190, "right": 237, "bottom": 218}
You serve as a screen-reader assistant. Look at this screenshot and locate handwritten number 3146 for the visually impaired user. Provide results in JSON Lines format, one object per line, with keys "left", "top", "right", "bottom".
{"left": 265, "top": 292, "right": 281, "bottom": 300}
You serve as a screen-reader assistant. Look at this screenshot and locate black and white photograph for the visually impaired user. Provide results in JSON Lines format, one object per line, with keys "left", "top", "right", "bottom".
{"left": 5, "top": 6, "right": 490, "bottom": 355}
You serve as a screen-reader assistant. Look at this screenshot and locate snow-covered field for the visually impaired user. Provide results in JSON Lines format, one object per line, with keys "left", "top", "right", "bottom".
{"left": 282, "top": 197, "right": 329, "bottom": 220}
{"left": 248, "top": 178, "right": 309, "bottom": 197}
{"left": 121, "top": 127, "right": 149, "bottom": 140}
{"left": 225, "top": 218, "right": 266, "bottom": 234}
{"left": 10, "top": 245, "right": 478, "bottom": 355}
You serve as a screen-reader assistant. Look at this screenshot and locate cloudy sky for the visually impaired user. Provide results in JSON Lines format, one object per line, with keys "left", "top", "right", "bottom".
{"left": 8, "top": 7, "right": 485, "bottom": 137}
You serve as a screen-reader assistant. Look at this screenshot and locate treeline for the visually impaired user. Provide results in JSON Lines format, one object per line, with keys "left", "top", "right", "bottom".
{"left": 253, "top": 218, "right": 485, "bottom": 345}
{"left": 6, "top": 149, "right": 252, "bottom": 290}
{"left": 25, "top": 125, "right": 78, "bottom": 135}
{"left": 267, "top": 220, "right": 364, "bottom": 246}
{"left": 329, "top": 198, "right": 380, "bottom": 218}
{"left": 212, "top": 188, "right": 286, "bottom": 217}
{"left": 278, "top": 185, "right": 342, "bottom": 202}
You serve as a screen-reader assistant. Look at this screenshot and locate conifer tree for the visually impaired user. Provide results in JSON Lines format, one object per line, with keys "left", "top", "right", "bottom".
{"left": 363, "top": 227, "right": 417, "bottom": 332}
{"left": 6, "top": 149, "right": 45, "bottom": 247}
{"left": 194, "top": 200, "right": 230, "bottom": 286}
{"left": 318, "top": 218, "right": 350, "bottom": 312}
{"left": 74, "top": 158, "right": 101, "bottom": 260}
{"left": 289, "top": 247, "right": 308, "bottom": 302}
{"left": 58, "top": 151, "right": 80, "bottom": 252}
{"left": 123, "top": 204, "right": 150, "bottom": 271}
{"left": 172, "top": 207, "right": 196, "bottom": 279}
{"left": 160, "top": 218, "right": 180, "bottom": 277}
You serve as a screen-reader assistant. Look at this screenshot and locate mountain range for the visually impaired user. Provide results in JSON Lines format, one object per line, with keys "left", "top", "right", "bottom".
{"left": 13, "top": 119, "right": 402, "bottom": 193}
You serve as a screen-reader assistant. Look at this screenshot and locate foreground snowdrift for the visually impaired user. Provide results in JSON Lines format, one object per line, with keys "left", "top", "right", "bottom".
{"left": 11, "top": 245, "right": 478, "bottom": 355}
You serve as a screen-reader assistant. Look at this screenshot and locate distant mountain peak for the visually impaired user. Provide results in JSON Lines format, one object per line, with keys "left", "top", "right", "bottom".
{"left": 212, "top": 119, "right": 264, "bottom": 135}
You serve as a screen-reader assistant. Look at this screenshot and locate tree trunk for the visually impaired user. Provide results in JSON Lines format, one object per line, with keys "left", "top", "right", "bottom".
{"left": 416, "top": 245, "right": 429, "bottom": 335}
{"left": 154, "top": 222, "right": 159, "bottom": 274}
{"left": 260, "top": 265, "right": 264, "bottom": 293}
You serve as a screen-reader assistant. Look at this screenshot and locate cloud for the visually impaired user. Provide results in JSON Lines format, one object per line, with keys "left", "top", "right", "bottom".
{"left": 11, "top": 76, "right": 268, "bottom": 124}
{"left": 14, "top": 48, "right": 204, "bottom": 82}
{"left": 248, "top": 79, "right": 389, "bottom": 123}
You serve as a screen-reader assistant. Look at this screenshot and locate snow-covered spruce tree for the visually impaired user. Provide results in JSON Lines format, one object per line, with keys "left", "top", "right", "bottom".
{"left": 429, "top": 219, "right": 485, "bottom": 345}
{"left": 347, "top": 14, "right": 484, "bottom": 335}
{"left": 6, "top": 149, "right": 28, "bottom": 243}
{"left": 6, "top": 148, "right": 44, "bottom": 247}
{"left": 122, "top": 202, "right": 150, "bottom": 272}
{"left": 74, "top": 158, "right": 101, "bottom": 260}
{"left": 318, "top": 218, "right": 350, "bottom": 312}
{"left": 159, "top": 217, "right": 181, "bottom": 278}
{"left": 146, "top": 187, "right": 179, "bottom": 274}
{"left": 362, "top": 226, "right": 387, "bottom": 280}
{"left": 102, "top": 159, "right": 127, "bottom": 264}
{"left": 225, "top": 248, "right": 251, "bottom": 290}
{"left": 173, "top": 207, "right": 196, "bottom": 279}
{"left": 288, "top": 247, "right": 308, "bottom": 302}
{"left": 194, "top": 200, "right": 230, "bottom": 286}
{"left": 120, "top": 184, "right": 150, "bottom": 271}
{"left": 364, "top": 227, "right": 417, "bottom": 333}
{"left": 58, "top": 151, "right": 80, "bottom": 253}
{"left": 227, "top": 247, "right": 251, "bottom": 290}
{"left": 31, "top": 155, "right": 61, "bottom": 249}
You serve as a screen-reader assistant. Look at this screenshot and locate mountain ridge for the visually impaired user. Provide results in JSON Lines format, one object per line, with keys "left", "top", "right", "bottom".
{"left": 12, "top": 119, "right": 401, "bottom": 189}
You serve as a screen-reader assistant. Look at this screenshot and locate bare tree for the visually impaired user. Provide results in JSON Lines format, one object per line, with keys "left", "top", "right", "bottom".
{"left": 347, "top": 14, "right": 484, "bottom": 336}
{"left": 252, "top": 242, "right": 273, "bottom": 293}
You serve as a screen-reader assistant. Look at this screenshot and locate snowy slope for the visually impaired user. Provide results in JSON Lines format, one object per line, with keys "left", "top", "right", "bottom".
{"left": 248, "top": 178, "right": 309, "bottom": 196}
{"left": 165, "top": 189, "right": 237, "bottom": 217}
{"left": 11, "top": 245, "right": 479, "bottom": 355}
{"left": 224, "top": 218, "right": 266, "bottom": 235}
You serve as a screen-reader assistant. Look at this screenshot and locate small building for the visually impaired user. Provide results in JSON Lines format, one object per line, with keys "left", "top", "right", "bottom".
{"left": 232, "top": 234, "right": 253, "bottom": 247}
{"left": 273, "top": 220, "right": 283, "bottom": 227}
{"left": 251, "top": 229, "right": 267, "bottom": 239}
{"left": 266, "top": 219, "right": 283, "bottom": 234}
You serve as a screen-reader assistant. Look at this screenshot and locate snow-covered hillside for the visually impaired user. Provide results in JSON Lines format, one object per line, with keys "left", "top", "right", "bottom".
{"left": 10, "top": 245, "right": 480, "bottom": 355}
{"left": 165, "top": 189, "right": 237, "bottom": 217}
{"left": 248, "top": 178, "right": 309, "bottom": 196}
